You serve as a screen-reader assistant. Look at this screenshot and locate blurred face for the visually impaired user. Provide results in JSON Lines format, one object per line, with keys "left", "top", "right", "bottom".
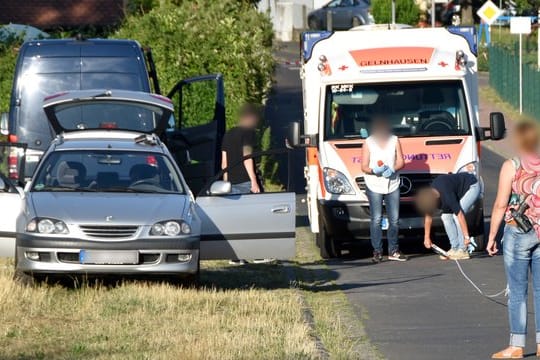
{"left": 240, "top": 113, "right": 259, "bottom": 128}
{"left": 513, "top": 121, "right": 540, "bottom": 155}
{"left": 371, "top": 118, "right": 391, "bottom": 140}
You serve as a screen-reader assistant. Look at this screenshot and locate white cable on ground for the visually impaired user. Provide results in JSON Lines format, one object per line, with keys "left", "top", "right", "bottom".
{"left": 453, "top": 259, "right": 508, "bottom": 298}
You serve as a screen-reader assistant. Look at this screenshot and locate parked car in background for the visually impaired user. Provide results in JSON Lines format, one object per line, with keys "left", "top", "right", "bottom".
{"left": 308, "top": 0, "right": 374, "bottom": 30}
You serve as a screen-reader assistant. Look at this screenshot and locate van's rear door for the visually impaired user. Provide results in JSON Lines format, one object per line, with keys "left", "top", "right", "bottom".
{"left": 166, "top": 74, "right": 226, "bottom": 194}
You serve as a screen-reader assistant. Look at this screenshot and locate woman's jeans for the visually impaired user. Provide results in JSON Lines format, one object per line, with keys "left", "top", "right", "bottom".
{"left": 503, "top": 225, "right": 540, "bottom": 347}
{"left": 440, "top": 181, "right": 481, "bottom": 251}
{"left": 366, "top": 187, "right": 400, "bottom": 254}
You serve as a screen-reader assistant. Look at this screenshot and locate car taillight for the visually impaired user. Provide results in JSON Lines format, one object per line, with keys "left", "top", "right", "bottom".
{"left": 8, "top": 149, "right": 18, "bottom": 180}
{"left": 8, "top": 134, "right": 18, "bottom": 143}
{"left": 100, "top": 122, "right": 118, "bottom": 129}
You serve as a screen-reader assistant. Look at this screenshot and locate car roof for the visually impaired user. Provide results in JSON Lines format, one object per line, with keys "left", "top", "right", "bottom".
{"left": 21, "top": 38, "right": 142, "bottom": 49}
{"left": 51, "top": 130, "right": 167, "bottom": 154}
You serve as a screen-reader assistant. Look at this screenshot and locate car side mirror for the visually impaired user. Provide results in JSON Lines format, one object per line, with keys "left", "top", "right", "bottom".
{"left": 490, "top": 112, "right": 506, "bottom": 141}
{"left": 0, "top": 112, "right": 8, "bottom": 136}
{"left": 209, "top": 180, "right": 232, "bottom": 195}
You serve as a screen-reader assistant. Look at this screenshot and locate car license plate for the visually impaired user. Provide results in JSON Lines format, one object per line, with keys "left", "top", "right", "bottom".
{"left": 381, "top": 217, "right": 389, "bottom": 230}
{"left": 79, "top": 250, "right": 138, "bottom": 265}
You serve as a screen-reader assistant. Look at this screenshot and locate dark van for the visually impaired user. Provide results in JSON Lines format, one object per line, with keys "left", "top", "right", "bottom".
{"left": 0, "top": 38, "right": 160, "bottom": 180}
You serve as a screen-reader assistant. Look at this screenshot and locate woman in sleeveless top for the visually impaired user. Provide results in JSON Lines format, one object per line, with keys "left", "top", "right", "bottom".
{"left": 361, "top": 117, "right": 407, "bottom": 262}
{"left": 488, "top": 121, "right": 540, "bottom": 359}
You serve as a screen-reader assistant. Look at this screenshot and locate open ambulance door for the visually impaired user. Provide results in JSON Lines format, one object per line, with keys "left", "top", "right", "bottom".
{"left": 166, "top": 74, "right": 226, "bottom": 195}
{"left": 0, "top": 142, "right": 25, "bottom": 257}
{"left": 196, "top": 190, "right": 296, "bottom": 260}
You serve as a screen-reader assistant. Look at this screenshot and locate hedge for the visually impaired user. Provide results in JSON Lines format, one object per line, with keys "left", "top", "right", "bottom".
{"left": 115, "top": 0, "right": 275, "bottom": 129}
{"left": 371, "top": 0, "right": 420, "bottom": 25}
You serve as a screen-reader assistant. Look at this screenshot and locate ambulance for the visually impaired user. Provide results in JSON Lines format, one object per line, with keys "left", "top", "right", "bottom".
{"left": 288, "top": 26, "right": 506, "bottom": 258}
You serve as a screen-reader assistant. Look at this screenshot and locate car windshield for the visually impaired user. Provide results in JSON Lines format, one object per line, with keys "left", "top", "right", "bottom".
{"left": 50, "top": 100, "right": 165, "bottom": 133}
{"left": 32, "top": 150, "right": 184, "bottom": 194}
{"left": 325, "top": 81, "right": 471, "bottom": 140}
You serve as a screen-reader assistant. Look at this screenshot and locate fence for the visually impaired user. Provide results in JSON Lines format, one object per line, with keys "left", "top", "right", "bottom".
{"left": 489, "top": 45, "right": 540, "bottom": 119}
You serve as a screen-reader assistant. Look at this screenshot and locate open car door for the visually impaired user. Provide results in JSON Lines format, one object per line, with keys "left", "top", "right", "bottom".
{"left": 196, "top": 191, "right": 296, "bottom": 260}
{"left": 167, "top": 74, "right": 226, "bottom": 195}
{"left": 0, "top": 143, "right": 25, "bottom": 257}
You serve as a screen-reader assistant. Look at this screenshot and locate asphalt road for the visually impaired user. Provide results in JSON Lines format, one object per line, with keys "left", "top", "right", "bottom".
{"left": 267, "top": 43, "right": 536, "bottom": 359}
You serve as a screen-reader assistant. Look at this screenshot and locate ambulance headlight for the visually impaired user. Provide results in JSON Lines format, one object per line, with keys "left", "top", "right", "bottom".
{"left": 458, "top": 161, "right": 479, "bottom": 176}
{"left": 456, "top": 50, "right": 466, "bottom": 67}
{"left": 323, "top": 168, "right": 355, "bottom": 195}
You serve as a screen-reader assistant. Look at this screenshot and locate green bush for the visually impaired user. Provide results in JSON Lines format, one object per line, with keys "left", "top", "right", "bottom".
{"left": 371, "top": 0, "right": 420, "bottom": 25}
{"left": 115, "top": 1, "right": 275, "bottom": 129}
{"left": 0, "top": 41, "right": 19, "bottom": 114}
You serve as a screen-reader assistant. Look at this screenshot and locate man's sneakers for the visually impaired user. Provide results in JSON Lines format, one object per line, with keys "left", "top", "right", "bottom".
{"left": 450, "top": 249, "right": 470, "bottom": 260}
{"left": 372, "top": 251, "right": 383, "bottom": 263}
{"left": 439, "top": 248, "right": 471, "bottom": 260}
{"left": 388, "top": 251, "right": 408, "bottom": 262}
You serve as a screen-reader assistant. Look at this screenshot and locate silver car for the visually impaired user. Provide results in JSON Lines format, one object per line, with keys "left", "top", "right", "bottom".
{"left": 0, "top": 90, "right": 296, "bottom": 282}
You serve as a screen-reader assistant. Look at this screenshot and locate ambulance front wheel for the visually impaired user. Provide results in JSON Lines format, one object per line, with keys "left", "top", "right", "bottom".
{"left": 318, "top": 215, "right": 341, "bottom": 259}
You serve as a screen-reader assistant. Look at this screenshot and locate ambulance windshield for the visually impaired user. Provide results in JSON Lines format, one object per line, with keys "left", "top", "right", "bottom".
{"left": 325, "top": 80, "right": 471, "bottom": 140}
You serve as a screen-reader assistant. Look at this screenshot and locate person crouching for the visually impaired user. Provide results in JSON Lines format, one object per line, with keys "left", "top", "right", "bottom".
{"left": 416, "top": 173, "right": 481, "bottom": 260}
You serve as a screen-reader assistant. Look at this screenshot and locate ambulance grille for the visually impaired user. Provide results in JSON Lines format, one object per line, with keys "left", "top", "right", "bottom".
{"left": 355, "top": 174, "right": 438, "bottom": 196}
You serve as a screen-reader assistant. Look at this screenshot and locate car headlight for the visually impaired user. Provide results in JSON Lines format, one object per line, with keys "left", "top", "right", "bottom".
{"left": 26, "top": 218, "right": 69, "bottom": 234}
{"left": 458, "top": 161, "right": 479, "bottom": 176}
{"left": 150, "top": 220, "right": 191, "bottom": 236}
{"left": 323, "top": 168, "right": 355, "bottom": 195}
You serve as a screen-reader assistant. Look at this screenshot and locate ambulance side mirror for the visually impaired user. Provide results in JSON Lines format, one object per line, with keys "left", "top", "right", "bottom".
{"left": 287, "top": 122, "right": 301, "bottom": 148}
{"left": 489, "top": 112, "right": 506, "bottom": 141}
{"left": 286, "top": 122, "right": 317, "bottom": 148}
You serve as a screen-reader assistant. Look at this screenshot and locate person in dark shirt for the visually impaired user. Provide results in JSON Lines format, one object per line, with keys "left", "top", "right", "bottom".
{"left": 221, "top": 104, "right": 261, "bottom": 194}
{"left": 415, "top": 172, "right": 481, "bottom": 260}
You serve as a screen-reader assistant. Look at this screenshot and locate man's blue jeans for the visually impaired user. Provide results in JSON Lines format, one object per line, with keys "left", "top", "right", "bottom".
{"left": 231, "top": 181, "right": 251, "bottom": 194}
{"left": 503, "top": 225, "right": 540, "bottom": 347}
{"left": 440, "top": 181, "right": 481, "bottom": 251}
{"left": 366, "top": 187, "right": 400, "bottom": 254}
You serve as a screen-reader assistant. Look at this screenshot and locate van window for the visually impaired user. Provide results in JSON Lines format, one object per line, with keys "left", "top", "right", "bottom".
{"left": 15, "top": 56, "right": 145, "bottom": 143}
{"left": 324, "top": 80, "right": 471, "bottom": 140}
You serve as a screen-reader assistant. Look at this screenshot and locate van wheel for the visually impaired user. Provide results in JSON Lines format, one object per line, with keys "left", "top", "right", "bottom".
{"left": 352, "top": 17, "right": 363, "bottom": 27}
{"left": 318, "top": 219, "right": 340, "bottom": 259}
{"left": 473, "top": 234, "right": 486, "bottom": 252}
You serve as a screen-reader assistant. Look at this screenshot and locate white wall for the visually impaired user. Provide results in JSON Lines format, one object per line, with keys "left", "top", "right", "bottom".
{"left": 259, "top": 0, "right": 324, "bottom": 41}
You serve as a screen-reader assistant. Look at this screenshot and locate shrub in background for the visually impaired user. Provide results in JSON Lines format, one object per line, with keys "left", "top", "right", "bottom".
{"left": 371, "top": 0, "right": 420, "bottom": 25}
{"left": 0, "top": 41, "right": 19, "bottom": 114}
{"left": 116, "top": 0, "right": 275, "bottom": 129}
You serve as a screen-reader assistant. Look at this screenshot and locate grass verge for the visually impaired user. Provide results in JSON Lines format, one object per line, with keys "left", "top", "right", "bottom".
{"left": 479, "top": 85, "right": 537, "bottom": 123}
{"left": 0, "top": 225, "right": 376, "bottom": 359}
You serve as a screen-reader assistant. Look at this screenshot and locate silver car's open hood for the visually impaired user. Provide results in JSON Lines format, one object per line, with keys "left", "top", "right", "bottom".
{"left": 29, "top": 192, "right": 188, "bottom": 226}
